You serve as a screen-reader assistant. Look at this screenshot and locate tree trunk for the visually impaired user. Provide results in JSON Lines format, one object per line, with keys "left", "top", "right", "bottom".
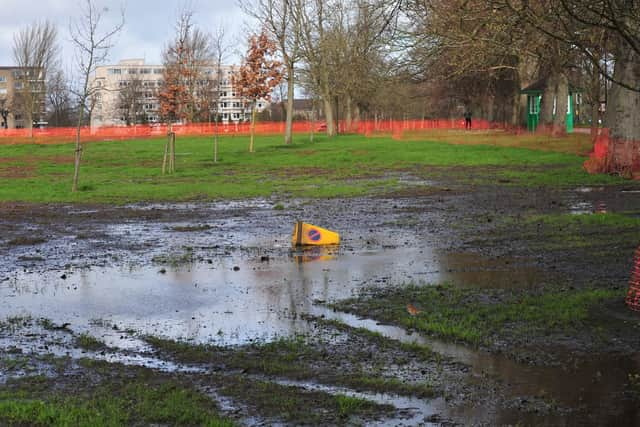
{"left": 72, "top": 98, "right": 86, "bottom": 193}
{"left": 285, "top": 63, "right": 295, "bottom": 145}
{"left": 552, "top": 73, "right": 568, "bottom": 136}
{"left": 607, "top": 46, "right": 640, "bottom": 142}
{"left": 249, "top": 104, "right": 257, "bottom": 153}
{"left": 539, "top": 73, "right": 557, "bottom": 131}
{"left": 323, "top": 95, "right": 335, "bottom": 137}
{"left": 590, "top": 101, "right": 599, "bottom": 142}
{"left": 320, "top": 70, "right": 335, "bottom": 137}
{"left": 589, "top": 68, "right": 601, "bottom": 142}
{"left": 511, "top": 86, "right": 521, "bottom": 128}
{"left": 214, "top": 115, "right": 219, "bottom": 163}
{"left": 353, "top": 103, "right": 361, "bottom": 132}
{"left": 605, "top": 42, "right": 640, "bottom": 174}
{"left": 345, "top": 96, "right": 352, "bottom": 133}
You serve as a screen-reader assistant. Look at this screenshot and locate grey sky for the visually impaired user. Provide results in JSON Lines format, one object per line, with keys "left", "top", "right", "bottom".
{"left": 0, "top": 0, "right": 251, "bottom": 72}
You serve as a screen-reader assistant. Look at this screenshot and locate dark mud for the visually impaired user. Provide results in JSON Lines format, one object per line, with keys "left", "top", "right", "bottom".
{"left": 1, "top": 181, "right": 640, "bottom": 425}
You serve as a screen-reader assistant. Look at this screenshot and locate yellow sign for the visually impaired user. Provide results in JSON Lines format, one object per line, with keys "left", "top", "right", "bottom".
{"left": 292, "top": 221, "right": 340, "bottom": 246}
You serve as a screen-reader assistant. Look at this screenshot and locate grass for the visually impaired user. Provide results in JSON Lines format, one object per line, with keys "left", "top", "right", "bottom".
{"left": 497, "top": 212, "right": 640, "bottom": 253}
{"left": 334, "top": 284, "right": 626, "bottom": 346}
{"left": 75, "top": 334, "right": 106, "bottom": 351}
{"left": 524, "top": 212, "right": 640, "bottom": 228}
{"left": 144, "top": 333, "right": 436, "bottom": 398}
{"left": 0, "top": 379, "right": 236, "bottom": 427}
{"left": 0, "top": 131, "right": 628, "bottom": 204}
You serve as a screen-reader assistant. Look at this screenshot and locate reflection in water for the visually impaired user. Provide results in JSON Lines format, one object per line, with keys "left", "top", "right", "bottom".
{"left": 1, "top": 246, "right": 638, "bottom": 425}
{"left": 1, "top": 247, "right": 552, "bottom": 344}
{"left": 291, "top": 246, "right": 339, "bottom": 264}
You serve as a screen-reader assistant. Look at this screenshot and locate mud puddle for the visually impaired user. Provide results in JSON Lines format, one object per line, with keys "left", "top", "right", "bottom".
{"left": 310, "top": 308, "right": 640, "bottom": 425}
{"left": 1, "top": 246, "right": 547, "bottom": 345}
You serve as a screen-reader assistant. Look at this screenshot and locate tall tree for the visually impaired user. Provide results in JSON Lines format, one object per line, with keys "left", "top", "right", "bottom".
{"left": 296, "top": 0, "right": 337, "bottom": 136}
{"left": 242, "top": 0, "right": 302, "bottom": 145}
{"left": 158, "top": 9, "right": 214, "bottom": 125}
{"left": 69, "top": 0, "right": 124, "bottom": 193}
{"left": 46, "top": 69, "right": 73, "bottom": 127}
{"left": 233, "top": 31, "right": 284, "bottom": 153}
{"left": 12, "top": 21, "right": 58, "bottom": 136}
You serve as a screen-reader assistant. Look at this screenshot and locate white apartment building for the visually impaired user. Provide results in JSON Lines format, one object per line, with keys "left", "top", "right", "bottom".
{"left": 90, "top": 59, "right": 268, "bottom": 128}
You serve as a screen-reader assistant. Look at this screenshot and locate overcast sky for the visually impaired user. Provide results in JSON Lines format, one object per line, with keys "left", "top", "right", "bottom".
{"left": 0, "top": 0, "right": 250, "bottom": 73}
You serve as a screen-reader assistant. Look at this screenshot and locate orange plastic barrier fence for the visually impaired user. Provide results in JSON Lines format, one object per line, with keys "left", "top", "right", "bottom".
{"left": 627, "top": 245, "right": 640, "bottom": 312}
{"left": 584, "top": 128, "right": 640, "bottom": 176}
{"left": 0, "top": 119, "right": 498, "bottom": 145}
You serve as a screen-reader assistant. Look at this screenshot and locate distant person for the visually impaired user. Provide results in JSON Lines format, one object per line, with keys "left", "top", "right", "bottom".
{"left": 464, "top": 109, "right": 472, "bottom": 129}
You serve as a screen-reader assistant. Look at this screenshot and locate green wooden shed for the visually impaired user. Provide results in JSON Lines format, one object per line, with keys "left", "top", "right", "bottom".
{"left": 521, "top": 79, "right": 581, "bottom": 133}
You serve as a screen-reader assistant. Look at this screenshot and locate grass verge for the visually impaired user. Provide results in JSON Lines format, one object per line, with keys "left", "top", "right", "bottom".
{"left": 0, "top": 132, "right": 630, "bottom": 203}
{"left": 333, "top": 284, "right": 626, "bottom": 346}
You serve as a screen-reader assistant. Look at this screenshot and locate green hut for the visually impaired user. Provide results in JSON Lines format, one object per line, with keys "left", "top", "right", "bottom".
{"left": 521, "top": 79, "right": 581, "bottom": 133}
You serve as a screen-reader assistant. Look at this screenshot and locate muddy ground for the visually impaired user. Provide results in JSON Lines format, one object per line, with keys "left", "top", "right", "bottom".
{"left": 1, "top": 177, "right": 640, "bottom": 426}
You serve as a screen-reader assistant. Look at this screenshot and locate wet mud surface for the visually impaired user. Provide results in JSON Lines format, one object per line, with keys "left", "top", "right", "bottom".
{"left": 2, "top": 182, "right": 640, "bottom": 425}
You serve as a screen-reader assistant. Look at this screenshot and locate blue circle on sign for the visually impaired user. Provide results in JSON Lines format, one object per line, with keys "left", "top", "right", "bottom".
{"left": 308, "top": 229, "right": 321, "bottom": 242}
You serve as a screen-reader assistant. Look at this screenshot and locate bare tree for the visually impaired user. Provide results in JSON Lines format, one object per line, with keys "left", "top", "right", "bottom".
{"left": 118, "top": 74, "right": 145, "bottom": 125}
{"left": 159, "top": 9, "right": 214, "bottom": 125}
{"left": 46, "top": 68, "right": 73, "bottom": 127}
{"left": 70, "top": 0, "right": 124, "bottom": 193}
{"left": 295, "top": 0, "right": 337, "bottom": 136}
{"left": 210, "top": 25, "right": 230, "bottom": 163}
{"left": 12, "top": 21, "right": 58, "bottom": 136}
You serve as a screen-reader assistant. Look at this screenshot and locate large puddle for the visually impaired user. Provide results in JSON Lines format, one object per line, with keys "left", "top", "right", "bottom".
{"left": 1, "top": 244, "right": 544, "bottom": 345}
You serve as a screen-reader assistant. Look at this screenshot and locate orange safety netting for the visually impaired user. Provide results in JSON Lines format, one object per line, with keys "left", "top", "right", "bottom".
{"left": 627, "top": 245, "right": 640, "bottom": 312}
{"left": 0, "top": 119, "right": 496, "bottom": 145}
{"left": 584, "top": 128, "right": 640, "bottom": 177}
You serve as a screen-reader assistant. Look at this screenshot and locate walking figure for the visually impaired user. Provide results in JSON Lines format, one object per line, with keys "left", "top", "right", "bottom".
{"left": 464, "top": 109, "right": 472, "bottom": 129}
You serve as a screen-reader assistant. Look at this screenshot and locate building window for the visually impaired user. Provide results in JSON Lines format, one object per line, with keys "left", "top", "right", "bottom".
{"left": 128, "top": 68, "right": 138, "bottom": 74}
{"left": 0, "top": 76, "right": 6, "bottom": 83}
{"left": 108, "top": 68, "right": 122, "bottom": 75}
{"left": 0, "top": 88, "right": 6, "bottom": 95}
{"left": 529, "top": 96, "right": 539, "bottom": 114}
{"left": 14, "top": 82, "right": 23, "bottom": 90}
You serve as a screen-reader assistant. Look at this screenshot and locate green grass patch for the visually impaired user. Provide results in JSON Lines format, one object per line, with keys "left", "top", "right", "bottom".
{"left": 335, "top": 394, "right": 380, "bottom": 417}
{"left": 334, "top": 284, "right": 625, "bottom": 346}
{"left": 0, "top": 379, "right": 235, "bottom": 427}
{"left": 499, "top": 212, "right": 640, "bottom": 252}
{"left": 0, "top": 133, "right": 631, "bottom": 203}
{"left": 75, "top": 334, "right": 106, "bottom": 351}
{"left": 525, "top": 212, "right": 640, "bottom": 228}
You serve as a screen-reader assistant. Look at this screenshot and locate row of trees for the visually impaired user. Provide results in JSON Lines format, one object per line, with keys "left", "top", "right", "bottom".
{"left": 240, "top": 0, "right": 639, "bottom": 144}
{"left": 5, "top": 0, "right": 640, "bottom": 182}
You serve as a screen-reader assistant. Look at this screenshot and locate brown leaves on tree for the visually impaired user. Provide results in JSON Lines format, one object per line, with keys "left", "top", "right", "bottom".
{"left": 233, "top": 31, "right": 284, "bottom": 152}
{"left": 233, "top": 31, "right": 284, "bottom": 109}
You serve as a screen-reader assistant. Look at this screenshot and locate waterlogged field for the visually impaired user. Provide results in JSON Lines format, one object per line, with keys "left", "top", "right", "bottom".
{"left": 1, "top": 130, "right": 640, "bottom": 425}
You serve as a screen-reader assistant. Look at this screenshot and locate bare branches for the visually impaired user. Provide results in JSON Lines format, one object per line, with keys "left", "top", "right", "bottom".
{"left": 70, "top": 0, "right": 125, "bottom": 193}
{"left": 159, "top": 9, "right": 215, "bottom": 124}
{"left": 12, "top": 20, "right": 59, "bottom": 133}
